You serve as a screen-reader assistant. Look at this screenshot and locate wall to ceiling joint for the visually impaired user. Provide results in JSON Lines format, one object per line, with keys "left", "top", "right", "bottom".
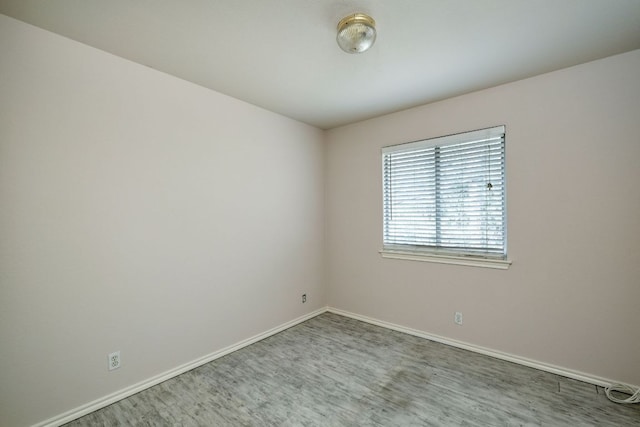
{"left": 1, "top": 12, "right": 639, "bottom": 427}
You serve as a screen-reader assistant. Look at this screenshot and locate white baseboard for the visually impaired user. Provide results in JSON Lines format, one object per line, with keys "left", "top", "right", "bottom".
{"left": 327, "top": 307, "right": 625, "bottom": 389}
{"left": 34, "top": 308, "right": 327, "bottom": 427}
{"left": 36, "top": 306, "right": 631, "bottom": 426}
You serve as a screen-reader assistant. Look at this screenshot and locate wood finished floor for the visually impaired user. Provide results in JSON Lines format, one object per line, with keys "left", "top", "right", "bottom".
{"left": 65, "top": 313, "right": 639, "bottom": 426}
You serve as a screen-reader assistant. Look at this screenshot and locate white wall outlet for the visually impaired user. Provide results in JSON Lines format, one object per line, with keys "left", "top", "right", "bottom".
{"left": 108, "top": 351, "right": 121, "bottom": 371}
{"left": 454, "top": 312, "right": 463, "bottom": 325}
{"left": 302, "top": 294, "right": 307, "bottom": 303}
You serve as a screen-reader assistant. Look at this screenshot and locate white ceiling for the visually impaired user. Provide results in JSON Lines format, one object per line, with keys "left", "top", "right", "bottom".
{"left": 1, "top": 1, "right": 639, "bottom": 129}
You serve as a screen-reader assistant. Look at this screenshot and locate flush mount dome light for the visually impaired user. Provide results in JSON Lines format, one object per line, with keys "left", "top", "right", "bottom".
{"left": 336, "top": 13, "right": 376, "bottom": 54}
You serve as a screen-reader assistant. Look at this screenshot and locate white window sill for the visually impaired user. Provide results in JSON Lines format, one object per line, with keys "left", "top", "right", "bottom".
{"left": 379, "top": 249, "right": 512, "bottom": 270}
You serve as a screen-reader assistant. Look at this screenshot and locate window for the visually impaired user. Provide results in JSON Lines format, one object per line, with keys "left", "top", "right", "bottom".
{"left": 381, "top": 126, "right": 509, "bottom": 268}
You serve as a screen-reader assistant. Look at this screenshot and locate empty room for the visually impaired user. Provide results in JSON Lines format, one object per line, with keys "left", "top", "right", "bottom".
{"left": 1, "top": 1, "right": 639, "bottom": 426}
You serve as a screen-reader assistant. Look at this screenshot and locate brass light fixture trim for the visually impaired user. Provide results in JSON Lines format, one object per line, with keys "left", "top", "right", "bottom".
{"left": 336, "top": 13, "right": 377, "bottom": 54}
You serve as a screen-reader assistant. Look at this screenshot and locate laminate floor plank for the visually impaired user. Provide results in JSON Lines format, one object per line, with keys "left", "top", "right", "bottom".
{"left": 64, "top": 313, "right": 640, "bottom": 426}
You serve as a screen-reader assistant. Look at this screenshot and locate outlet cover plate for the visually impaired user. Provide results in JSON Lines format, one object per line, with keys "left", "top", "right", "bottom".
{"left": 454, "top": 312, "right": 463, "bottom": 325}
{"left": 108, "top": 351, "right": 121, "bottom": 371}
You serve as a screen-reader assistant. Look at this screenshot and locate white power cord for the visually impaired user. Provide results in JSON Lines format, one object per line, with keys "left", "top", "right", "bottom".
{"left": 604, "top": 383, "right": 640, "bottom": 404}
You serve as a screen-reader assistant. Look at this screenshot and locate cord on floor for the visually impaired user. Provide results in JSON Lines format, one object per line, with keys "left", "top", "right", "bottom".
{"left": 604, "top": 383, "right": 640, "bottom": 404}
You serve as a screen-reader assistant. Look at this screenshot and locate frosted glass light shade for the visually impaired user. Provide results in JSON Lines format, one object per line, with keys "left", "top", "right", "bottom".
{"left": 337, "top": 14, "right": 376, "bottom": 54}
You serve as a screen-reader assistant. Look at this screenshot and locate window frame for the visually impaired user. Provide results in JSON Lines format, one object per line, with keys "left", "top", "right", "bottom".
{"left": 380, "top": 126, "right": 511, "bottom": 269}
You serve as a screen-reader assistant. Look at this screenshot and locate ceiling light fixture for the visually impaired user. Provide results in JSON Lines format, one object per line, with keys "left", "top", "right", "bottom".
{"left": 336, "top": 13, "right": 376, "bottom": 54}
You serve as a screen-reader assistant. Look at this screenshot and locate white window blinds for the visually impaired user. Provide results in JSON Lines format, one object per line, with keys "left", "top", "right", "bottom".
{"left": 382, "top": 126, "right": 506, "bottom": 259}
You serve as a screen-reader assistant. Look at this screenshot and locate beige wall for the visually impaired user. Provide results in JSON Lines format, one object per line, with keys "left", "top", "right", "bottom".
{"left": 0, "top": 15, "right": 325, "bottom": 426}
{"left": 326, "top": 49, "right": 640, "bottom": 387}
{"left": 2, "top": 11, "right": 640, "bottom": 427}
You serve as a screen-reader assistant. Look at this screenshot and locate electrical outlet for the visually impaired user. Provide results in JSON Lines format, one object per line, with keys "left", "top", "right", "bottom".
{"left": 108, "top": 351, "right": 121, "bottom": 371}
{"left": 302, "top": 294, "right": 307, "bottom": 303}
{"left": 454, "top": 312, "right": 463, "bottom": 326}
